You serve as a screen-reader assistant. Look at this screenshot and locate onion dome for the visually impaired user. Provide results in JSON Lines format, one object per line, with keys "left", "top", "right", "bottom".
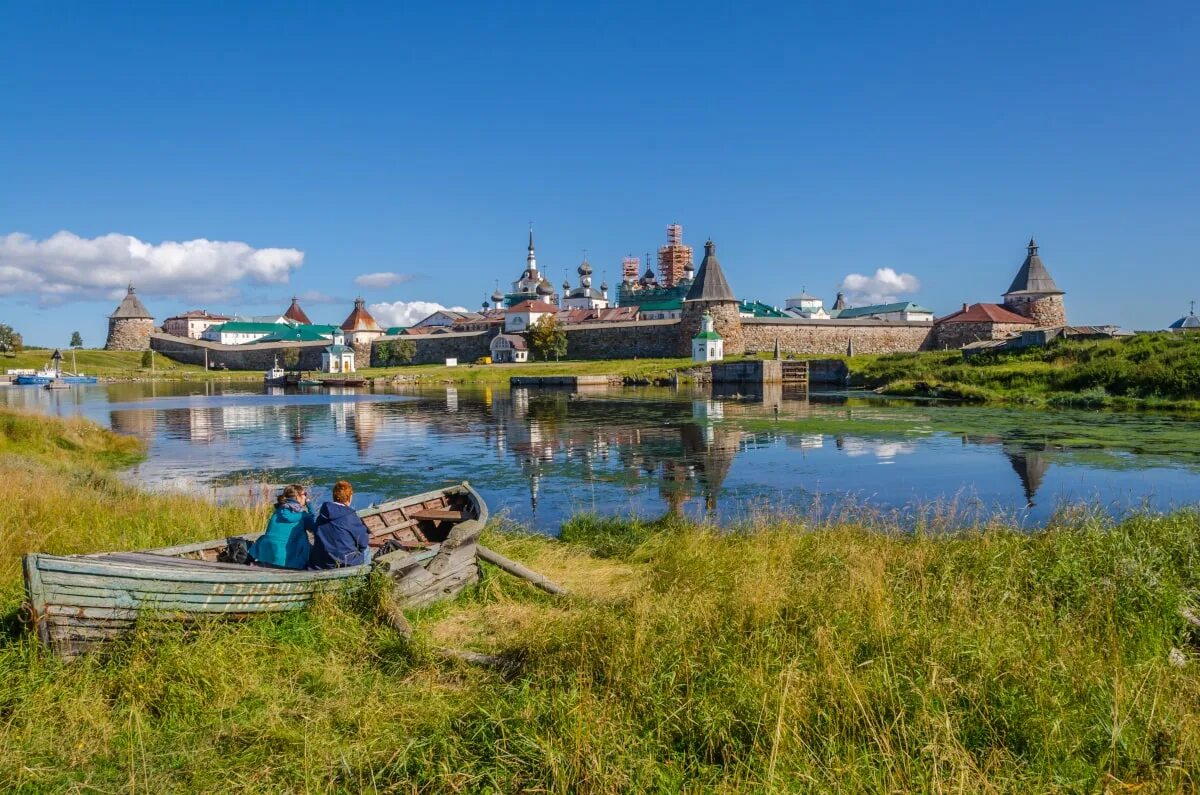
{"left": 482, "top": 299, "right": 490, "bottom": 311}
{"left": 600, "top": 281, "right": 608, "bottom": 292}
{"left": 562, "top": 279, "right": 570, "bottom": 290}
{"left": 577, "top": 258, "right": 592, "bottom": 277}
{"left": 639, "top": 266, "right": 658, "bottom": 287}
{"left": 491, "top": 287, "right": 504, "bottom": 303}
{"left": 536, "top": 279, "right": 554, "bottom": 296}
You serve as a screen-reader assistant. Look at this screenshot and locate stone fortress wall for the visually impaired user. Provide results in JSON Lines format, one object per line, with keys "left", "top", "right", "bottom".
{"left": 150, "top": 334, "right": 331, "bottom": 370}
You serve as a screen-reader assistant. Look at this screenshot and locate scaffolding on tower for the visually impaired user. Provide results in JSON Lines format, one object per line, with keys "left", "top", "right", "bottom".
{"left": 622, "top": 255, "right": 640, "bottom": 283}
{"left": 657, "top": 223, "right": 693, "bottom": 288}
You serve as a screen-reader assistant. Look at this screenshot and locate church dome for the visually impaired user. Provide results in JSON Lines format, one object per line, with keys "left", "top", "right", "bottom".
{"left": 536, "top": 279, "right": 554, "bottom": 296}
{"left": 577, "top": 258, "right": 592, "bottom": 277}
{"left": 491, "top": 288, "right": 504, "bottom": 302}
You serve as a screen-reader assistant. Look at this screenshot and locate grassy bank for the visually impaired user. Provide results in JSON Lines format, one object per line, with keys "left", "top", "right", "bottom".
{"left": 847, "top": 332, "right": 1200, "bottom": 409}
{"left": 2, "top": 347, "right": 259, "bottom": 381}
{"left": 2, "top": 409, "right": 1200, "bottom": 791}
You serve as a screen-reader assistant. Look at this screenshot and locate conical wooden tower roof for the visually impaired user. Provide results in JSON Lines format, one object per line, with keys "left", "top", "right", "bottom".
{"left": 685, "top": 239, "right": 736, "bottom": 302}
{"left": 1005, "top": 237, "right": 1063, "bottom": 296}
{"left": 109, "top": 284, "right": 153, "bottom": 319}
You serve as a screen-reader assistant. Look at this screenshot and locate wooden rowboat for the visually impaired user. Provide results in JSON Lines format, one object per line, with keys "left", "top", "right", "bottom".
{"left": 22, "top": 482, "right": 488, "bottom": 658}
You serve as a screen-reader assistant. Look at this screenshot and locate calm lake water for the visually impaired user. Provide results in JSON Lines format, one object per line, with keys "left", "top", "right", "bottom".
{"left": 6, "top": 380, "right": 1200, "bottom": 531}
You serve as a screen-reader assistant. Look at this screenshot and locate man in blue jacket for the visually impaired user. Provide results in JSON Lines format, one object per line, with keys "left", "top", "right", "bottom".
{"left": 307, "top": 480, "right": 371, "bottom": 569}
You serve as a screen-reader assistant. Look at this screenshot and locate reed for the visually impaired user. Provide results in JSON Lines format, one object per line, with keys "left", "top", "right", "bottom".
{"left": 1, "top": 408, "right": 1199, "bottom": 792}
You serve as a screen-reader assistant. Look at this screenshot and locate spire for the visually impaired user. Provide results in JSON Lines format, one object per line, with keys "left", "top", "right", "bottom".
{"left": 833, "top": 292, "right": 847, "bottom": 311}
{"left": 1005, "top": 236, "right": 1063, "bottom": 296}
{"left": 685, "top": 239, "right": 736, "bottom": 302}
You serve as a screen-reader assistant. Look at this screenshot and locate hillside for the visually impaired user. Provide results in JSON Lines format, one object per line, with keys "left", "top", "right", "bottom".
{"left": 850, "top": 332, "right": 1200, "bottom": 409}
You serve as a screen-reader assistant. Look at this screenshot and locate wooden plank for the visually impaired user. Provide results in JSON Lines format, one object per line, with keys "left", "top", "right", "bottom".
{"left": 35, "top": 556, "right": 367, "bottom": 584}
{"left": 477, "top": 545, "right": 569, "bottom": 596}
{"left": 44, "top": 591, "right": 316, "bottom": 610}
{"left": 38, "top": 569, "right": 331, "bottom": 593}
{"left": 410, "top": 509, "right": 467, "bottom": 522}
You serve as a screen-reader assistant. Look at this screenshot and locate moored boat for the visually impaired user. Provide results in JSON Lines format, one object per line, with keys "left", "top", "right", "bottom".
{"left": 23, "top": 482, "right": 489, "bottom": 658}
{"left": 263, "top": 358, "right": 287, "bottom": 386}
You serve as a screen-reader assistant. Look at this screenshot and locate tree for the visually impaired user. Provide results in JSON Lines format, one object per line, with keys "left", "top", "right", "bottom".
{"left": 529, "top": 315, "right": 567, "bottom": 361}
{"left": 141, "top": 349, "right": 154, "bottom": 368}
{"left": 0, "top": 324, "right": 22, "bottom": 354}
{"left": 283, "top": 347, "right": 301, "bottom": 369}
{"left": 393, "top": 338, "right": 416, "bottom": 365}
{"left": 69, "top": 331, "right": 83, "bottom": 349}
{"left": 374, "top": 341, "right": 392, "bottom": 367}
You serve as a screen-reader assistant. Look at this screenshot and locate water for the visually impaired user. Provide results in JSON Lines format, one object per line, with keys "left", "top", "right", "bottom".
{"left": 6, "top": 380, "right": 1200, "bottom": 532}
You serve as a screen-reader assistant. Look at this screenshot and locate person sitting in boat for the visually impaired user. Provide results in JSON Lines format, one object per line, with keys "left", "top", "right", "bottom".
{"left": 248, "top": 484, "right": 315, "bottom": 569}
{"left": 307, "top": 480, "right": 371, "bottom": 569}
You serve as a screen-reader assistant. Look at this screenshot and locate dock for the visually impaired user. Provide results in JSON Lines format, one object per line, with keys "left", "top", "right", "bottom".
{"left": 710, "top": 360, "right": 810, "bottom": 387}
{"left": 510, "top": 375, "right": 613, "bottom": 388}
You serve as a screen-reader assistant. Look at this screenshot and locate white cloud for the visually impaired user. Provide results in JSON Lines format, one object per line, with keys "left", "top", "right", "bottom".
{"left": 368, "top": 300, "right": 470, "bottom": 328}
{"left": 0, "top": 230, "right": 304, "bottom": 305}
{"left": 838, "top": 267, "right": 920, "bottom": 306}
{"left": 354, "top": 271, "right": 416, "bottom": 290}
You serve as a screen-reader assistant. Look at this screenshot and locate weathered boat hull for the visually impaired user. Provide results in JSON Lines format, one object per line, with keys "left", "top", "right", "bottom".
{"left": 23, "top": 482, "right": 488, "bottom": 658}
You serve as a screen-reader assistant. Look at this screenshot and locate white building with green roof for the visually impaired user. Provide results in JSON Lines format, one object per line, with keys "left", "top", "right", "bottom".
{"left": 692, "top": 311, "right": 724, "bottom": 363}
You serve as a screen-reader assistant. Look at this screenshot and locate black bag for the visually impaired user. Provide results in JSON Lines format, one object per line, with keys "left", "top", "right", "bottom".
{"left": 218, "top": 536, "right": 253, "bottom": 564}
{"left": 373, "top": 539, "right": 406, "bottom": 559}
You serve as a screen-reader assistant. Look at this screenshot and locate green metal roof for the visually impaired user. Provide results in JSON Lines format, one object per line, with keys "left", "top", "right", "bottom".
{"left": 258, "top": 324, "right": 339, "bottom": 343}
{"left": 208, "top": 321, "right": 292, "bottom": 334}
{"left": 693, "top": 330, "right": 723, "bottom": 340}
{"left": 385, "top": 326, "right": 408, "bottom": 336}
{"left": 835, "top": 302, "right": 933, "bottom": 319}
{"left": 737, "top": 300, "right": 786, "bottom": 318}
{"left": 636, "top": 298, "right": 682, "bottom": 312}
{"left": 324, "top": 344, "right": 353, "bottom": 354}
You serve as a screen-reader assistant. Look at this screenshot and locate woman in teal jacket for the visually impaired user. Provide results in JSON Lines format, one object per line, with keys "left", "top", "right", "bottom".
{"left": 249, "top": 484, "right": 315, "bottom": 568}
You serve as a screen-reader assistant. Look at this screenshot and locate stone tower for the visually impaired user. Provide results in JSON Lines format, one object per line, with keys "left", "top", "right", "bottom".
{"left": 1003, "top": 237, "right": 1066, "bottom": 327}
{"left": 679, "top": 239, "right": 743, "bottom": 356}
{"left": 105, "top": 284, "right": 155, "bottom": 350}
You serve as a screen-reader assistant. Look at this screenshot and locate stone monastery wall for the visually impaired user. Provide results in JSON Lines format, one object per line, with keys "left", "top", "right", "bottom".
{"left": 741, "top": 319, "right": 934, "bottom": 355}
{"left": 150, "top": 334, "right": 330, "bottom": 370}
{"left": 564, "top": 319, "right": 682, "bottom": 359}
{"left": 374, "top": 330, "right": 495, "bottom": 366}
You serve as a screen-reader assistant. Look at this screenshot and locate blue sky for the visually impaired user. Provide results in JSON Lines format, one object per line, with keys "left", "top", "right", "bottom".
{"left": 1, "top": 1, "right": 1197, "bottom": 346}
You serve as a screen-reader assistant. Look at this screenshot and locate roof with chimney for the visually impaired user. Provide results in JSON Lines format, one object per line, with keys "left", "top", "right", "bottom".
{"left": 340, "top": 298, "right": 382, "bottom": 332}
{"left": 685, "top": 239, "right": 736, "bottom": 302}
{"left": 1005, "top": 237, "right": 1064, "bottom": 296}
{"left": 937, "top": 303, "right": 1036, "bottom": 325}
{"left": 109, "top": 284, "right": 153, "bottom": 319}
{"left": 284, "top": 297, "right": 312, "bottom": 325}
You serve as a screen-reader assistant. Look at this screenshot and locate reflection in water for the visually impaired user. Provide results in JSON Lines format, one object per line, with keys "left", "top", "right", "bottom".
{"left": 5, "top": 380, "right": 1200, "bottom": 530}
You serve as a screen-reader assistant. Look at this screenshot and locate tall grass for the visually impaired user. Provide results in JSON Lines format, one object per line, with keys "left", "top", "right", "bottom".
{"left": 1, "top": 408, "right": 1199, "bottom": 791}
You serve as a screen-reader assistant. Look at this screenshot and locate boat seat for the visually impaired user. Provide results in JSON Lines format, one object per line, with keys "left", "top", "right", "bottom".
{"left": 409, "top": 509, "right": 468, "bottom": 523}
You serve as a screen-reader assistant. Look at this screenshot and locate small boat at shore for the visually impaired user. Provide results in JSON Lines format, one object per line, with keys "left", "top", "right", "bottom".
{"left": 22, "top": 482, "right": 489, "bottom": 658}
{"left": 263, "top": 358, "right": 287, "bottom": 386}
{"left": 43, "top": 379, "right": 72, "bottom": 390}
{"left": 16, "top": 368, "right": 97, "bottom": 385}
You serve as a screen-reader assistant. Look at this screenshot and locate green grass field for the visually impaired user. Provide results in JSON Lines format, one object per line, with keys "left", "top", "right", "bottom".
{"left": 2, "top": 407, "right": 1200, "bottom": 791}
